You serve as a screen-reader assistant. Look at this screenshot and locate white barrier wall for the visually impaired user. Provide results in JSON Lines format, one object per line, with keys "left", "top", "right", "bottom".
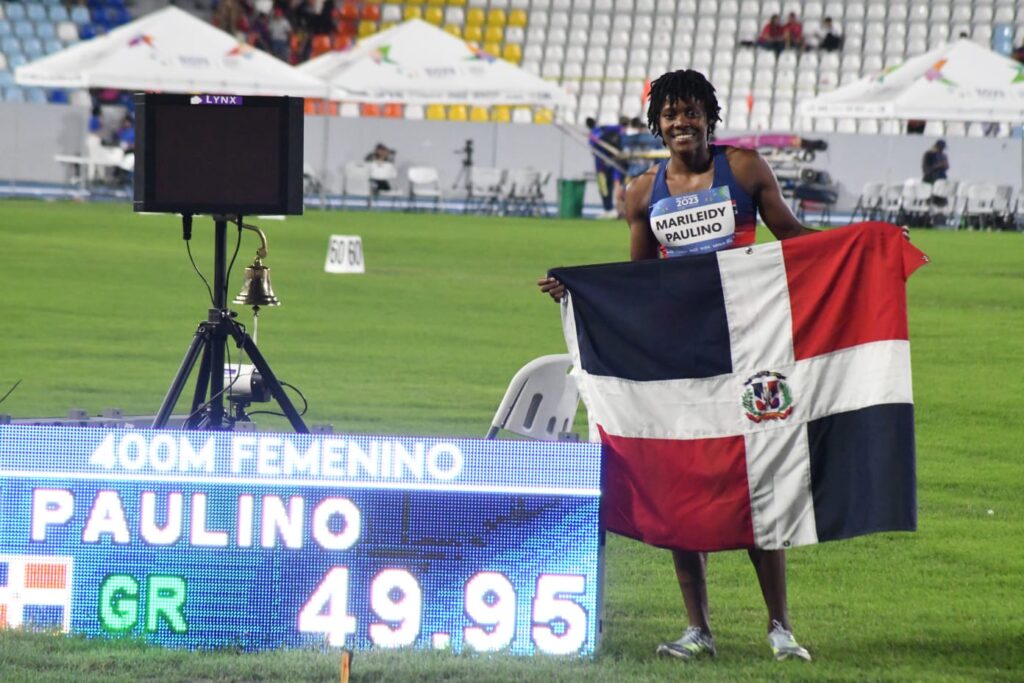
{"left": 0, "top": 103, "right": 89, "bottom": 185}
{"left": 2, "top": 102, "right": 1021, "bottom": 213}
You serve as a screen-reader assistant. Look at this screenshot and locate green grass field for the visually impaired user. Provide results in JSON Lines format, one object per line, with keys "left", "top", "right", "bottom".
{"left": 1, "top": 200, "right": 1022, "bottom": 681}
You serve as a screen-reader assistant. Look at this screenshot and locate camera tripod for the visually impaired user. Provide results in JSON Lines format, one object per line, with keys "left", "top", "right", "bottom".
{"left": 152, "top": 216, "right": 308, "bottom": 433}
{"left": 451, "top": 139, "right": 474, "bottom": 212}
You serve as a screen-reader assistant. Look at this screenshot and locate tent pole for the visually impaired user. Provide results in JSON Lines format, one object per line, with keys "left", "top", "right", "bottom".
{"left": 319, "top": 103, "right": 332, "bottom": 210}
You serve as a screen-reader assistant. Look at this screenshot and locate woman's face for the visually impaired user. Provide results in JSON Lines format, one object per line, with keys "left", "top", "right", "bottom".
{"left": 659, "top": 98, "right": 708, "bottom": 154}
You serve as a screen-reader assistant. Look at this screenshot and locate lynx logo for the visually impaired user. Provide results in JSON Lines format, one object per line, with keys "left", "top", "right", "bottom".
{"left": 190, "top": 95, "right": 243, "bottom": 105}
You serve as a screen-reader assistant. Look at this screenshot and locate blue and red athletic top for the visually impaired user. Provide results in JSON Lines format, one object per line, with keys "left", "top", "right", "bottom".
{"left": 648, "top": 145, "right": 758, "bottom": 258}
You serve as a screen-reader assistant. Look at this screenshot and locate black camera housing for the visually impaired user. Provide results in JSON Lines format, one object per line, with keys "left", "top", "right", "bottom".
{"left": 133, "top": 93, "right": 304, "bottom": 216}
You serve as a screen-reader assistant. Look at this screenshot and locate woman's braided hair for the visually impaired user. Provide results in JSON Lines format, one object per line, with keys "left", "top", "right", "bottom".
{"left": 646, "top": 70, "right": 722, "bottom": 141}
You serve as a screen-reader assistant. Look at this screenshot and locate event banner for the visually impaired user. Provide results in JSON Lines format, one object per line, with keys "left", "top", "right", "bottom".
{"left": 0, "top": 425, "right": 602, "bottom": 655}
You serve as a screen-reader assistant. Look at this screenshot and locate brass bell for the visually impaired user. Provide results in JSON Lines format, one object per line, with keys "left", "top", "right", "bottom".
{"left": 234, "top": 258, "right": 280, "bottom": 307}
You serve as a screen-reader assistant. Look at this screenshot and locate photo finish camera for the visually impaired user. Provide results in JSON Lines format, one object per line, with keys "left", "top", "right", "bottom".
{"left": 133, "top": 93, "right": 304, "bottom": 216}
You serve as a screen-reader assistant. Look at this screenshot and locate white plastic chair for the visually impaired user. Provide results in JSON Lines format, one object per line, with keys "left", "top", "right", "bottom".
{"left": 504, "top": 168, "right": 547, "bottom": 216}
{"left": 368, "top": 160, "right": 402, "bottom": 207}
{"left": 468, "top": 166, "right": 506, "bottom": 214}
{"left": 406, "top": 166, "right": 442, "bottom": 212}
{"left": 929, "top": 178, "right": 958, "bottom": 227}
{"left": 342, "top": 161, "right": 372, "bottom": 207}
{"left": 485, "top": 354, "right": 580, "bottom": 440}
{"left": 961, "top": 183, "right": 999, "bottom": 230}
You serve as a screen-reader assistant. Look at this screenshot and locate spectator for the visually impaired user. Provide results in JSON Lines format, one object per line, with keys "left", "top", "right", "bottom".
{"left": 921, "top": 140, "right": 949, "bottom": 184}
{"left": 214, "top": 0, "right": 244, "bottom": 36}
{"left": 88, "top": 105, "right": 103, "bottom": 138}
{"left": 315, "top": 0, "right": 335, "bottom": 35}
{"left": 365, "top": 143, "right": 397, "bottom": 194}
{"left": 249, "top": 11, "right": 273, "bottom": 53}
{"left": 585, "top": 116, "right": 625, "bottom": 219}
{"left": 783, "top": 12, "right": 805, "bottom": 50}
{"left": 816, "top": 16, "right": 843, "bottom": 51}
{"left": 757, "top": 14, "right": 786, "bottom": 55}
{"left": 116, "top": 115, "right": 135, "bottom": 153}
{"left": 268, "top": 7, "right": 292, "bottom": 61}
{"left": 294, "top": 0, "right": 318, "bottom": 33}
{"left": 114, "top": 115, "right": 135, "bottom": 182}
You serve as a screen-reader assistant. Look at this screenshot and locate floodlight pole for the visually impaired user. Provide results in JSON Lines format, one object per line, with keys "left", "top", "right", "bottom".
{"left": 152, "top": 216, "right": 308, "bottom": 433}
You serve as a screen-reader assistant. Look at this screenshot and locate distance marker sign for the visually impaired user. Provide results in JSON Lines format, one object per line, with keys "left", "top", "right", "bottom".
{"left": 0, "top": 425, "right": 602, "bottom": 655}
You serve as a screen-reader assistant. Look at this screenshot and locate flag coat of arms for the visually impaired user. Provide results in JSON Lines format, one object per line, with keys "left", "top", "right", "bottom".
{"left": 551, "top": 222, "right": 927, "bottom": 552}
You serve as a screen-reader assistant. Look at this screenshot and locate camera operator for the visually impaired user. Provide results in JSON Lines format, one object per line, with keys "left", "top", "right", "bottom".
{"left": 365, "top": 142, "right": 397, "bottom": 194}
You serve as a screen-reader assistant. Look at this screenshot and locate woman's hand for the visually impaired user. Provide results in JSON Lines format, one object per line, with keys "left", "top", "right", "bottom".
{"left": 537, "top": 276, "right": 566, "bottom": 302}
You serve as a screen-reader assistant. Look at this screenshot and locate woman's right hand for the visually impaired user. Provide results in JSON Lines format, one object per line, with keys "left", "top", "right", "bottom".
{"left": 537, "top": 276, "right": 566, "bottom": 302}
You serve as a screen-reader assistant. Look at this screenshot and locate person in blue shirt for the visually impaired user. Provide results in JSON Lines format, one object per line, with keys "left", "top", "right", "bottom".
{"left": 88, "top": 105, "right": 104, "bottom": 138}
{"left": 586, "top": 116, "right": 625, "bottom": 218}
{"left": 116, "top": 116, "right": 135, "bottom": 152}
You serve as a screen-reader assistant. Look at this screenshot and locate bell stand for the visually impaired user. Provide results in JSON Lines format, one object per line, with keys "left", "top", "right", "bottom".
{"left": 152, "top": 215, "right": 308, "bottom": 433}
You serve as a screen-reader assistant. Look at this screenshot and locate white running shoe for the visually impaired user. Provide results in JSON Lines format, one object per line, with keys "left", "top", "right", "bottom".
{"left": 768, "top": 620, "right": 812, "bottom": 661}
{"left": 656, "top": 626, "right": 717, "bottom": 660}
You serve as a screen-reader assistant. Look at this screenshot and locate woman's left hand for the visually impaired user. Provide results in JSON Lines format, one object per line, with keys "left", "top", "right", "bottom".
{"left": 537, "top": 276, "right": 566, "bottom": 302}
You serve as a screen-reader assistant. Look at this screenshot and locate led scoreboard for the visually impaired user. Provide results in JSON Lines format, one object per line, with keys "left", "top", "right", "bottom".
{"left": 0, "top": 425, "right": 602, "bottom": 655}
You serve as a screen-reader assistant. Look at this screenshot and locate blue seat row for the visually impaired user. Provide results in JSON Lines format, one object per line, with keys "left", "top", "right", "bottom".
{"left": 5, "top": 0, "right": 92, "bottom": 20}
{"left": 0, "top": 19, "right": 61, "bottom": 39}
{"left": 2, "top": 34, "right": 65, "bottom": 57}
{"left": 3, "top": 86, "right": 52, "bottom": 103}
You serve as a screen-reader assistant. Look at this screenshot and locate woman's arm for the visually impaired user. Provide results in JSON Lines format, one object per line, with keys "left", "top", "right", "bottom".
{"left": 626, "top": 172, "right": 659, "bottom": 261}
{"left": 732, "top": 148, "right": 817, "bottom": 241}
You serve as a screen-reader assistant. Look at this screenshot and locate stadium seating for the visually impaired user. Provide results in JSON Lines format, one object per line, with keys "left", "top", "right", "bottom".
{"left": 0, "top": 0, "right": 131, "bottom": 104}
{"left": 2, "top": 0, "right": 1024, "bottom": 131}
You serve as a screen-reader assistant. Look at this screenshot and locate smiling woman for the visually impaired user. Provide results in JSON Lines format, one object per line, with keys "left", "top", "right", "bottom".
{"left": 620, "top": 70, "right": 821, "bottom": 663}
{"left": 535, "top": 69, "right": 816, "bottom": 301}
{"left": 536, "top": 69, "right": 824, "bottom": 663}
{"left": 626, "top": 69, "right": 816, "bottom": 262}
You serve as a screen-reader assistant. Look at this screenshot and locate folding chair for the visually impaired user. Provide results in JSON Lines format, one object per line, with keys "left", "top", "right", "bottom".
{"left": 904, "top": 182, "right": 934, "bottom": 227}
{"left": 929, "top": 179, "right": 958, "bottom": 228}
{"left": 993, "top": 185, "right": 1014, "bottom": 230}
{"left": 342, "top": 161, "right": 372, "bottom": 208}
{"left": 303, "top": 162, "right": 326, "bottom": 206}
{"left": 485, "top": 354, "right": 580, "bottom": 440}
{"left": 882, "top": 183, "right": 905, "bottom": 223}
{"left": 468, "top": 166, "right": 506, "bottom": 214}
{"left": 503, "top": 168, "right": 543, "bottom": 216}
{"left": 368, "top": 160, "right": 402, "bottom": 208}
{"left": 406, "top": 165, "right": 442, "bottom": 212}
{"left": 849, "top": 181, "right": 885, "bottom": 222}
{"left": 961, "top": 183, "right": 998, "bottom": 230}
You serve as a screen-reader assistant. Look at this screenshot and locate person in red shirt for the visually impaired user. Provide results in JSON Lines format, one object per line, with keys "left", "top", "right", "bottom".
{"left": 783, "top": 12, "right": 805, "bottom": 50}
{"left": 757, "top": 14, "right": 786, "bottom": 55}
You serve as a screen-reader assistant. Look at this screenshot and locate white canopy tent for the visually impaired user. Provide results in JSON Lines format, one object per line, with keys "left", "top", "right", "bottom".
{"left": 799, "top": 39, "right": 1024, "bottom": 124}
{"left": 298, "top": 19, "right": 568, "bottom": 108}
{"left": 14, "top": 6, "right": 327, "bottom": 97}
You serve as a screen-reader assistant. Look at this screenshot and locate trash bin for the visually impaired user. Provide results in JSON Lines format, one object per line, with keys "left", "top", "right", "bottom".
{"left": 558, "top": 178, "right": 586, "bottom": 218}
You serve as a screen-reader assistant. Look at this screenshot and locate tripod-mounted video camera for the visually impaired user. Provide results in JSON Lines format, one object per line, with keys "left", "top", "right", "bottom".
{"left": 452, "top": 139, "right": 474, "bottom": 196}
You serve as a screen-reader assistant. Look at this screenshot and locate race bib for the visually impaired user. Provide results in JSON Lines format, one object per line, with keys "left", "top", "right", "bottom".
{"left": 650, "top": 186, "right": 736, "bottom": 257}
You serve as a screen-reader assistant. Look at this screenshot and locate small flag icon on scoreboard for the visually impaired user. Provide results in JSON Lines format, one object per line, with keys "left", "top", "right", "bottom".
{"left": 0, "top": 555, "right": 74, "bottom": 632}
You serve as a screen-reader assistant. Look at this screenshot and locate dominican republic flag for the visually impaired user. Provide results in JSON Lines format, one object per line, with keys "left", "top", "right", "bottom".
{"left": 0, "top": 555, "right": 74, "bottom": 631}
{"left": 551, "top": 222, "right": 928, "bottom": 552}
